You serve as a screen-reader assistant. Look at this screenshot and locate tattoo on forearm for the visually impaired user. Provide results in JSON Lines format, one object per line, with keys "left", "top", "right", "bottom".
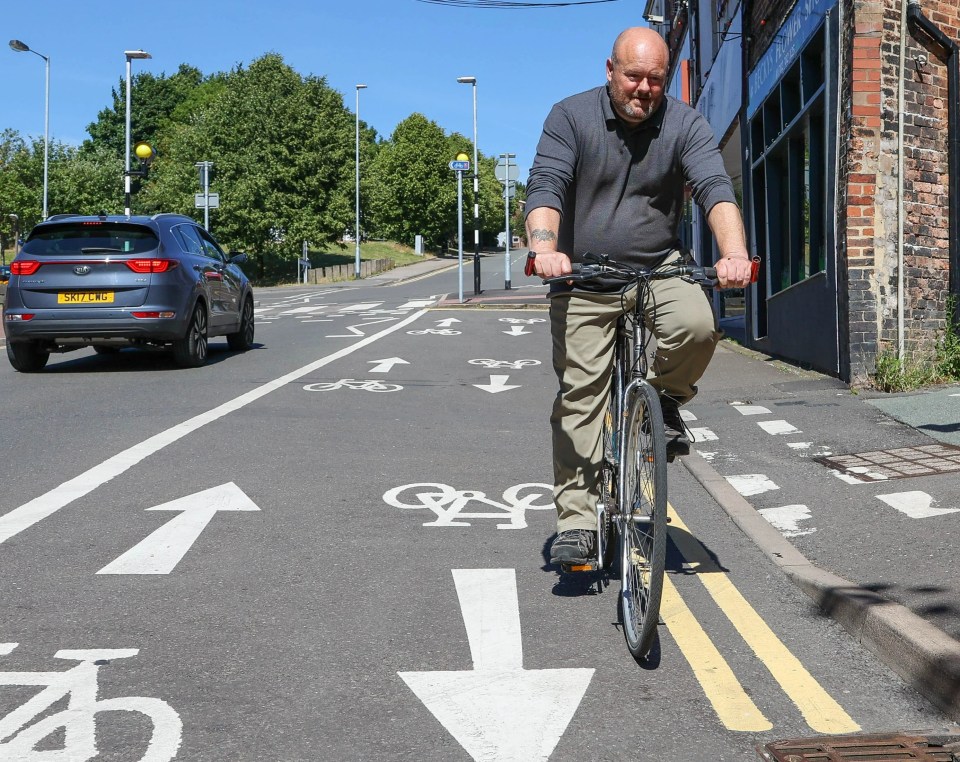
{"left": 530, "top": 229, "right": 557, "bottom": 243}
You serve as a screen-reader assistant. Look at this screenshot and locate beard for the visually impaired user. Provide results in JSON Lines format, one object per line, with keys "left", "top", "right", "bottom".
{"left": 609, "top": 81, "right": 659, "bottom": 124}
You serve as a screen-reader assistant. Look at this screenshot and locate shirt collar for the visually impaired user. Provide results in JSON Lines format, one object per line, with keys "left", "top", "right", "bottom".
{"left": 603, "top": 86, "right": 667, "bottom": 134}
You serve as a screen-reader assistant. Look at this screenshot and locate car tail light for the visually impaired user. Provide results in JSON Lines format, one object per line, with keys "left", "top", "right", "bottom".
{"left": 5, "top": 313, "right": 35, "bottom": 321}
{"left": 125, "top": 259, "right": 179, "bottom": 273}
{"left": 131, "top": 311, "right": 176, "bottom": 319}
{"left": 11, "top": 261, "right": 41, "bottom": 276}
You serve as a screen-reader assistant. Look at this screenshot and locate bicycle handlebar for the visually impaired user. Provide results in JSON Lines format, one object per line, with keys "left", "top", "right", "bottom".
{"left": 524, "top": 251, "right": 760, "bottom": 288}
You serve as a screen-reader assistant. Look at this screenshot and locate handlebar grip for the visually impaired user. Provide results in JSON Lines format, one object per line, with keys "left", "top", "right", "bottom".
{"left": 524, "top": 251, "right": 537, "bottom": 277}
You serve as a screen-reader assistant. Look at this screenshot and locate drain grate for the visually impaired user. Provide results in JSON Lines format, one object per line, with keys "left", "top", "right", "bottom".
{"left": 759, "top": 732, "right": 959, "bottom": 761}
{"left": 815, "top": 444, "right": 960, "bottom": 482}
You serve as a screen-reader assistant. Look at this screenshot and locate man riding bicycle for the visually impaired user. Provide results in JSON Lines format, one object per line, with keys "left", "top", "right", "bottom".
{"left": 525, "top": 26, "right": 755, "bottom": 568}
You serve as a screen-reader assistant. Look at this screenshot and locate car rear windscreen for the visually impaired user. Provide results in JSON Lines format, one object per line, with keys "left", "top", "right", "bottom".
{"left": 22, "top": 222, "right": 160, "bottom": 256}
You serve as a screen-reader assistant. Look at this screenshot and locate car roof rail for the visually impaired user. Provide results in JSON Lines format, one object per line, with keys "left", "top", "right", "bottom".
{"left": 151, "top": 213, "right": 195, "bottom": 222}
{"left": 44, "top": 213, "right": 79, "bottom": 221}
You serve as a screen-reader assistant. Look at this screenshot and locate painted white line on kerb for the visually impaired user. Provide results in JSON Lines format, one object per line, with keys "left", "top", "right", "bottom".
{"left": 0, "top": 309, "right": 430, "bottom": 545}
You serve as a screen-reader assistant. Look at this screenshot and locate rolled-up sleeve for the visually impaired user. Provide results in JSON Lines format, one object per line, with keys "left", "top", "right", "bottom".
{"left": 680, "top": 112, "right": 738, "bottom": 214}
{"left": 525, "top": 104, "right": 578, "bottom": 220}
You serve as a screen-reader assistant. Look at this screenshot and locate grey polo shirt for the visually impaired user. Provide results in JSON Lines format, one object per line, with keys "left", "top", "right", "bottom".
{"left": 525, "top": 85, "right": 737, "bottom": 273}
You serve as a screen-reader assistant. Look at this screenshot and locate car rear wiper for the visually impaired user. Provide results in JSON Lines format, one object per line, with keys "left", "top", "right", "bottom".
{"left": 80, "top": 247, "right": 125, "bottom": 253}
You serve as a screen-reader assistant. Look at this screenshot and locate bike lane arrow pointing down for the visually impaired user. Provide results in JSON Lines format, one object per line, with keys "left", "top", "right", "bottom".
{"left": 399, "top": 569, "right": 594, "bottom": 762}
{"left": 97, "top": 482, "right": 260, "bottom": 575}
{"left": 473, "top": 375, "right": 520, "bottom": 394}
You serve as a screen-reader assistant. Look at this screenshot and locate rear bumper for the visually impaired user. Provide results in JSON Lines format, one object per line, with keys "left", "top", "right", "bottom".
{"left": 3, "top": 311, "right": 190, "bottom": 344}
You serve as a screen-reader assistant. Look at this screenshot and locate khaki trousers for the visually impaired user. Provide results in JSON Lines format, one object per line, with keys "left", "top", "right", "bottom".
{"left": 549, "top": 275, "right": 720, "bottom": 532}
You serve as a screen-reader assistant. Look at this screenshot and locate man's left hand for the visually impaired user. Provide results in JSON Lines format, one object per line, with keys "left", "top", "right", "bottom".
{"left": 714, "top": 255, "right": 755, "bottom": 289}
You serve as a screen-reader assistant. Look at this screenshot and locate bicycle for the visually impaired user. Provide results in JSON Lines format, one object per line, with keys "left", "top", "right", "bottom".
{"left": 528, "top": 250, "right": 758, "bottom": 660}
{"left": 0, "top": 643, "right": 182, "bottom": 761}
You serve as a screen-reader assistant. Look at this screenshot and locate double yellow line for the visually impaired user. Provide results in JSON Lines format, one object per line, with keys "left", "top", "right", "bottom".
{"left": 661, "top": 503, "right": 859, "bottom": 734}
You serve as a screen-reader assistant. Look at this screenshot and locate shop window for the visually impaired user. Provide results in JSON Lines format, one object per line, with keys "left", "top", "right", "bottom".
{"left": 749, "top": 23, "right": 829, "bottom": 296}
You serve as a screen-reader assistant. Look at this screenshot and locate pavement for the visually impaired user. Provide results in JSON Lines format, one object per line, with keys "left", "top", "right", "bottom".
{"left": 380, "top": 254, "right": 960, "bottom": 723}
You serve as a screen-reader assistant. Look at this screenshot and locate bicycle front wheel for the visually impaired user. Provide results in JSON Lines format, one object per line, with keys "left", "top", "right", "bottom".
{"left": 618, "top": 382, "right": 668, "bottom": 660}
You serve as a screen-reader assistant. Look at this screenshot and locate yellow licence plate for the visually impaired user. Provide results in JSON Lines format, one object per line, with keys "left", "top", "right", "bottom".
{"left": 58, "top": 291, "right": 114, "bottom": 304}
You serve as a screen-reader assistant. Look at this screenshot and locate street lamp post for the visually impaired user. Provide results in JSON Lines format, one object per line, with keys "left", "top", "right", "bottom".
{"left": 9, "top": 40, "right": 50, "bottom": 220}
{"left": 457, "top": 76, "right": 481, "bottom": 295}
{"left": 124, "top": 49, "right": 152, "bottom": 216}
{"left": 355, "top": 84, "right": 367, "bottom": 280}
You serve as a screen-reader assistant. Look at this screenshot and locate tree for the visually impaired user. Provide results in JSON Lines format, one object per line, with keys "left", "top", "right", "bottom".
{"left": 141, "top": 54, "right": 360, "bottom": 272}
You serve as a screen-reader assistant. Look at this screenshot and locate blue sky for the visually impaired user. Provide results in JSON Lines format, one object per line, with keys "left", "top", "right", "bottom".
{"left": 3, "top": 0, "right": 641, "bottom": 183}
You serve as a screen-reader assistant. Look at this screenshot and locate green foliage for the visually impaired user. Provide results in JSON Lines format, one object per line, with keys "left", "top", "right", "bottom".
{"left": 871, "top": 300, "right": 960, "bottom": 391}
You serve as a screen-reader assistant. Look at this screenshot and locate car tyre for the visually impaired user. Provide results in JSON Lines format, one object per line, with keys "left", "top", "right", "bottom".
{"left": 172, "top": 302, "right": 209, "bottom": 368}
{"left": 7, "top": 340, "right": 50, "bottom": 372}
{"left": 226, "top": 295, "right": 255, "bottom": 351}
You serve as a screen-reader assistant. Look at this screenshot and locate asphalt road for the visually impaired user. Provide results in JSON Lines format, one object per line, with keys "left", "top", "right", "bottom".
{"left": 0, "top": 254, "right": 953, "bottom": 761}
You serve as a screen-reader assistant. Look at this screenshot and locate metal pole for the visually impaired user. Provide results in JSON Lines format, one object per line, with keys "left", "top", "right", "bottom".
{"left": 471, "top": 81, "right": 480, "bottom": 295}
{"left": 500, "top": 152, "right": 515, "bottom": 290}
{"left": 457, "top": 169, "right": 464, "bottom": 304}
{"left": 203, "top": 162, "right": 210, "bottom": 230}
{"left": 42, "top": 54, "right": 49, "bottom": 220}
{"left": 124, "top": 56, "right": 132, "bottom": 216}
{"left": 355, "top": 84, "right": 367, "bottom": 280}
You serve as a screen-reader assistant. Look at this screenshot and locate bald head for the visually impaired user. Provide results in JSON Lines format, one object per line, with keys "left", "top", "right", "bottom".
{"left": 606, "top": 27, "right": 669, "bottom": 125}
{"left": 611, "top": 27, "right": 669, "bottom": 69}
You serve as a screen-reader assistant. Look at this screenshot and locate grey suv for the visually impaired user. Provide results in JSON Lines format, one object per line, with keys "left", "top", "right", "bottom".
{"left": 3, "top": 213, "right": 255, "bottom": 371}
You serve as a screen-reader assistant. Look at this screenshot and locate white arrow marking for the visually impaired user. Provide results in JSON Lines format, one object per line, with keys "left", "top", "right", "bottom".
{"left": 473, "top": 375, "right": 520, "bottom": 394}
{"left": 368, "top": 357, "right": 409, "bottom": 373}
{"left": 877, "top": 491, "right": 960, "bottom": 519}
{"left": 97, "top": 483, "right": 260, "bottom": 575}
{"left": 503, "top": 325, "right": 530, "bottom": 336}
{"left": 436, "top": 317, "right": 461, "bottom": 328}
{"left": 399, "top": 569, "right": 593, "bottom": 762}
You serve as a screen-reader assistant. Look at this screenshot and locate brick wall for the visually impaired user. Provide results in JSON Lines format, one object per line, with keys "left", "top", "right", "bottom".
{"left": 748, "top": 0, "right": 800, "bottom": 67}
{"left": 840, "top": 0, "right": 956, "bottom": 383}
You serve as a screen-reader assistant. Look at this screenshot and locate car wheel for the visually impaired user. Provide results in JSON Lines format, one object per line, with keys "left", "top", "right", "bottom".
{"left": 172, "top": 302, "right": 209, "bottom": 368}
{"left": 227, "top": 295, "right": 255, "bottom": 351}
{"left": 7, "top": 341, "right": 50, "bottom": 372}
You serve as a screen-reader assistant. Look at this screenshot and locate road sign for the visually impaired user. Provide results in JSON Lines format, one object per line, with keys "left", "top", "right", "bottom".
{"left": 495, "top": 162, "right": 518, "bottom": 182}
{"left": 195, "top": 193, "right": 220, "bottom": 208}
{"left": 449, "top": 160, "right": 470, "bottom": 171}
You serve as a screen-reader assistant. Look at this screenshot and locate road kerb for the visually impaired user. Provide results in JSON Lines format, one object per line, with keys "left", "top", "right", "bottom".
{"left": 681, "top": 449, "right": 960, "bottom": 722}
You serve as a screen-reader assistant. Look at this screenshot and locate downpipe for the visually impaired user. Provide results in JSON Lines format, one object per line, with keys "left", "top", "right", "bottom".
{"left": 907, "top": 0, "right": 960, "bottom": 313}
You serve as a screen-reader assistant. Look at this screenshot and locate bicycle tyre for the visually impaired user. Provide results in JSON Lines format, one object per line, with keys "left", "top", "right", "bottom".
{"left": 618, "top": 381, "right": 667, "bottom": 660}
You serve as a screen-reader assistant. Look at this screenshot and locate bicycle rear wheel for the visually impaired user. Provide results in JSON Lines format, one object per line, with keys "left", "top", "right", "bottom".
{"left": 618, "top": 381, "right": 667, "bottom": 660}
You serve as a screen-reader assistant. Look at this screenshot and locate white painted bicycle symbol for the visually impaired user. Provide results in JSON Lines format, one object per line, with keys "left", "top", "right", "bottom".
{"left": 0, "top": 643, "right": 182, "bottom": 761}
{"left": 498, "top": 317, "right": 546, "bottom": 325}
{"left": 469, "top": 358, "right": 542, "bottom": 370}
{"left": 406, "top": 328, "right": 461, "bottom": 336}
{"left": 303, "top": 379, "right": 403, "bottom": 392}
{"left": 382, "top": 483, "right": 554, "bottom": 529}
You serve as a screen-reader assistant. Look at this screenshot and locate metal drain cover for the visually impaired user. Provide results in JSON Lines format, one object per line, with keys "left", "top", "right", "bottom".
{"left": 816, "top": 444, "right": 960, "bottom": 482}
{"left": 758, "top": 732, "right": 959, "bottom": 761}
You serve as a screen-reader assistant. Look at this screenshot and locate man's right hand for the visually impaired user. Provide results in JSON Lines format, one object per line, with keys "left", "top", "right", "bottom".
{"left": 528, "top": 250, "right": 573, "bottom": 279}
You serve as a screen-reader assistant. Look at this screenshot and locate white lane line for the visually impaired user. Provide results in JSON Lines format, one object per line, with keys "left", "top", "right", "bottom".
{"left": 758, "top": 505, "right": 817, "bottom": 537}
{"left": 876, "top": 491, "right": 960, "bottom": 519}
{"left": 757, "top": 420, "right": 801, "bottom": 436}
{"left": 788, "top": 442, "right": 834, "bottom": 457}
{"left": 724, "top": 474, "right": 780, "bottom": 497}
{"left": 690, "top": 427, "right": 718, "bottom": 443}
{"left": 0, "top": 309, "right": 430, "bottom": 545}
{"left": 279, "top": 306, "right": 327, "bottom": 315}
{"left": 731, "top": 404, "right": 771, "bottom": 416}
{"left": 680, "top": 409, "right": 698, "bottom": 422}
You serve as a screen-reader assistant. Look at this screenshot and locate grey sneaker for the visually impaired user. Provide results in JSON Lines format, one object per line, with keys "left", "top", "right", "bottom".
{"left": 550, "top": 529, "right": 597, "bottom": 565}
{"left": 660, "top": 396, "right": 691, "bottom": 460}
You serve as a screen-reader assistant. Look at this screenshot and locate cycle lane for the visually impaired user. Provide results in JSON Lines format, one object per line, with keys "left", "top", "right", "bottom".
{"left": 0, "top": 300, "right": 950, "bottom": 760}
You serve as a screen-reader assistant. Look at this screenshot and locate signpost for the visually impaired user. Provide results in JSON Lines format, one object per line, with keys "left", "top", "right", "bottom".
{"left": 195, "top": 161, "right": 215, "bottom": 230}
{"left": 449, "top": 154, "right": 471, "bottom": 303}
{"left": 496, "top": 154, "right": 518, "bottom": 290}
